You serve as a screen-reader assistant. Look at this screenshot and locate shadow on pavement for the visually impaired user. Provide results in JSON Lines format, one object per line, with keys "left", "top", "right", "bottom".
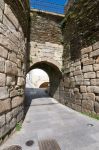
{"left": 24, "top": 88, "right": 50, "bottom": 115}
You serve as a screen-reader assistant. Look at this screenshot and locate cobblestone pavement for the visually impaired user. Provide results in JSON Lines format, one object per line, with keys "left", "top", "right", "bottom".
{"left": 1, "top": 88, "right": 99, "bottom": 150}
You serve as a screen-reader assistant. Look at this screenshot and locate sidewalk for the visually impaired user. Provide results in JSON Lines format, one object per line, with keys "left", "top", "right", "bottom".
{"left": 1, "top": 95, "right": 99, "bottom": 150}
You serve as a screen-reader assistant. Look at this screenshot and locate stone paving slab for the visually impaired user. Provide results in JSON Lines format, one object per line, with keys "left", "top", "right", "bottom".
{"left": 1, "top": 96, "right": 99, "bottom": 150}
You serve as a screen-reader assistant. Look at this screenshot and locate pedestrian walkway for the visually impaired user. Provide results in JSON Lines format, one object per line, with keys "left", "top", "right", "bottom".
{"left": 1, "top": 89, "right": 99, "bottom": 150}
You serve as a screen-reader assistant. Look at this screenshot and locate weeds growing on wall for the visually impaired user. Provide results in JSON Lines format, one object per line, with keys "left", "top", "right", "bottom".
{"left": 16, "top": 123, "right": 22, "bottom": 131}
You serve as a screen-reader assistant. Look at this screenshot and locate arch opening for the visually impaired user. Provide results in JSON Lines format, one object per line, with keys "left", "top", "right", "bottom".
{"left": 26, "top": 69, "right": 49, "bottom": 89}
{"left": 25, "top": 61, "right": 62, "bottom": 106}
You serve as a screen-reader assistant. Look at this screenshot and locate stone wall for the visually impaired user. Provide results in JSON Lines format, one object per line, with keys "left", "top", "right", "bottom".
{"left": 29, "top": 10, "right": 64, "bottom": 98}
{"left": 0, "top": 0, "right": 29, "bottom": 143}
{"left": 30, "top": 10, "right": 64, "bottom": 71}
{"left": 30, "top": 9, "right": 64, "bottom": 44}
{"left": 30, "top": 41, "right": 63, "bottom": 71}
{"left": 62, "top": 0, "right": 99, "bottom": 115}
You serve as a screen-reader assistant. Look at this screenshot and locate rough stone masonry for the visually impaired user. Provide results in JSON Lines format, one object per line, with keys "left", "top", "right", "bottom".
{"left": 62, "top": 0, "right": 99, "bottom": 114}
{"left": 0, "top": 0, "right": 29, "bottom": 144}
{"left": 0, "top": 0, "right": 99, "bottom": 145}
{"left": 29, "top": 10, "right": 64, "bottom": 100}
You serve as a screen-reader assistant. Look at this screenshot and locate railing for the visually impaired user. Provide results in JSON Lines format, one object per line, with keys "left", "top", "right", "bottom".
{"left": 30, "top": 0, "right": 65, "bottom": 14}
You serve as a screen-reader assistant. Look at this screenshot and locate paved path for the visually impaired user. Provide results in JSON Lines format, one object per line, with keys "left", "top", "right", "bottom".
{"left": 1, "top": 89, "right": 99, "bottom": 150}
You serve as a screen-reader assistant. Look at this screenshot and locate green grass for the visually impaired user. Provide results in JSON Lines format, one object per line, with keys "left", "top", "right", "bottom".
{"left": 16, "top": 123, "right": 22, "bottom": 131}
{"left": 81, "top": 112, "right": 99, "bottom": 120}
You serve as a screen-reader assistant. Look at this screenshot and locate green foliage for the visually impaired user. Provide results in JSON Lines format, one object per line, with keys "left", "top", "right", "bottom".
{"left": 81, "top": 112, "right": 99, "bottom": 120}
{"left": 16, "top": 123, "right": 22, "bottom": 131}
{"left": 18, "top": 0, "right": 24, "bottom": 8}
{"left": 60, "top": 18, "right": 66, "bottom": 29}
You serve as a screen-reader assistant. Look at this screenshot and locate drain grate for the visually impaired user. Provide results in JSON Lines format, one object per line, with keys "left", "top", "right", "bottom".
{"left": 3, "top": 145, "right": 22, "bottom": 150}
{"left": 87, "top": 123, "right": 94, "bottom": 127}
{"left": 38, "top": 139, "right": 61, "bottom": 150}
{"left": 25, "top": 140, "right": 34, "bottom": 146}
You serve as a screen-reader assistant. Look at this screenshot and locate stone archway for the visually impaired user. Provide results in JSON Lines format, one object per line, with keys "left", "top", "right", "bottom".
{"left": 28, "top": 61, "right": 62, "bottom": 99}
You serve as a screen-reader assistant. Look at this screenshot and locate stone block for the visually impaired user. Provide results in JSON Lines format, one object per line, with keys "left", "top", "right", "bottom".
{"left": 1, "top": 123, "right": 10, "bottom": 138}
{"left": 0, "top": 0, "right": 5, "bottom": 10}
{"left": 74, "top": 61, "right": 81, "bottom": 66}
{"left": 0, "top": 114, "right": 5, "bottom": 127}
{"left": 8, "top": 52, "right": 17, "bottom": 63}
{"left": 6, "top": 76, "right": 15, "bottom": 86}
{"left": 91, "top": 79, "right": 99, "bottom": 86}
{"left": 17, "top": 77, "right": 25, "bottom": 86}
{"left": 96, "top": 96, "right": 99, "bottom": 102}
{"left": 0, "top": 98, "right": 11, "bottom": 113}
{"left": 72, "top": 104, "right": 82, "bottom": 112}
{"left": 75, "top": 99, "right": 82, "bottom": 106}
{"left": 93, "top": 64, "right": 99, "bottom": 71}
{"left": 81, "top": 57, "right": 89, "bottom": 62}
{"left": 87, "top": 86, "right": 94, "bottom": 93}
{"left": 0, "top": 34, "right": 18, "bottom": 54}
{"left": 93, "top": 41, "right": 99, "bottom": 50}
{"left": 5, "top": 60, "right": 18, "bottom": 75}
{"left": 0, "top": 60, "right": 5, "bottom": 73}
{"left": 0, "top": 87, "right": 9, "bottom": 100}
{"left": 10, "top": 90, "right": 18, "bottom": 97}
{"left": 80, "top": 86, "right": 86, "bottom": 93}
{"left": 82, "top": 100, "right": 94, "bottom": 111}
{"left": 87, "top": 86, "right": 99, "bottom": 94}
{"left": 3, "top": 15, "right": 16, "bottom": 32}
{"left": 4, "top": 4, "right": 19, "bottom": 29}
{"left": 70, "top": 77, "right": 75, "bottom": 82}
{"left": 0, "top": 7, "right": 3, "bottom": 21}
{"left": 90, "top": 49, "right": 99, "bottom": 58}
{"left": 75, "top": 65, "right": 81, "bottom": 71}
{"left": 6, "top": 112, "right": 12, "bottom": 123}
{"left": 83, "top": 59, "right": 95, "bottom": 66}
{"left": 11, "top": 106, "right": 23, "bottom": 117}
{"left": 81, "top": 54, "right": 88, "bottom": 59}
{"left": 81, "top": 46, "right": 92, "bottom": 54}
{"left": 96, "top": 57, "right": 99, "bottom": 63}
{"left": 75, "top": 81, "right": 83, "bottom": 86}
{"left": 0, "top": 34, "right": 9, "bottom": 48}
{"left": 94, "top": 102, "right": 99, "bottom": 113}
{"left": 18, "top": 68, "right": 24, "bottom": 77}
{"left": 70, "top": 72, "right": 73, "bottom": 77}
{"left": 70, "top": 66, "right": 75, "bottom": 72}
{"left": 83, "top": 79, "right": 90, "bottom": 86}
{"left": 17, "top": 59, "right": 21, "bottom": 68}
{"left": 74, "top": 88, "right": 79, "bottom": 93}
{"left": 83, "top": 65, "right": 93, "bottom": 72}
{"left": 0, "top": 46, "right": 8, "bottom": 58}
{"left": 10, "top": 118, "right": 16, "bottom": 129}
{"left": 0, "top": 22, "right": 6, "bottom": 34}
{"left": 12, "top": 96, "right": 24, "bottom": 108}
{"left": 84, "top": 72, "right": 96, "bottom": 79}
{"left": 0, "top": 73, "right": 6, "bottom": 86}
{"left": 96, "top": 71, "right": 99, "bottom": 78}
{"left": 75, "top": 75, "right": 83, "bottom": 82}
{"left": 82, "top": 93, "right": 95, "bottom": 101}
{"left": 75, "top": 93, "right": 82, "bottom": 99}
{"left": 17, "top": 111, "right": 24, "bottom": 122}
{"left": 93, "top": 86, "right": 99, "bottom": 94}
{"left": 74, "top": 70, "right": 82, "bottom": 76}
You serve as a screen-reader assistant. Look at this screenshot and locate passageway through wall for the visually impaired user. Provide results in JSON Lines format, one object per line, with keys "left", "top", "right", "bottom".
{"left": 26, "top": 68, "right": 50, "bottom": 99}
{"left": 26, "top": 68, "right": 49, "bottom": 89}
{"left": 25, "top": 61, "right": 62, "bottom": 106}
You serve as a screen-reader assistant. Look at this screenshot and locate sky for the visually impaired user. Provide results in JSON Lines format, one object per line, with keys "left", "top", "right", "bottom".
{"left": 30, "top": 0, "right": 68, "bottom": 14}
